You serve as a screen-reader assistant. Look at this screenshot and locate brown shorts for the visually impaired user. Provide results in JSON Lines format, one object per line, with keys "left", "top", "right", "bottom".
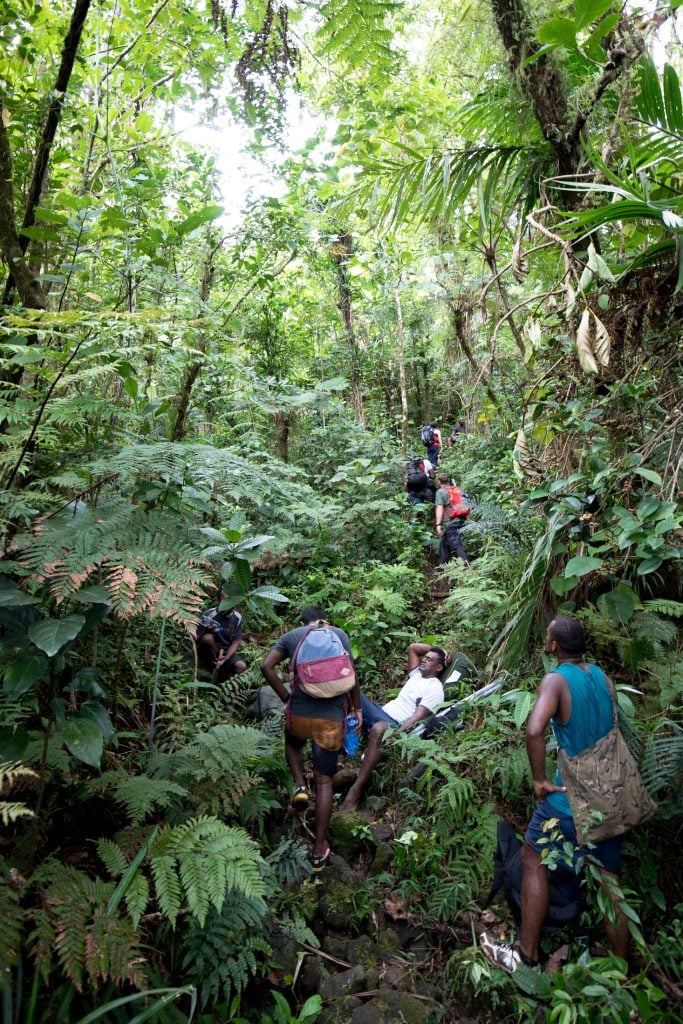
{"left": 286, "top": 715, "right": 343, "bottom": 776}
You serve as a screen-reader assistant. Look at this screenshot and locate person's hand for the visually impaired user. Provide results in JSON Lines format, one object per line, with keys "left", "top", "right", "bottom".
{"left": 436, "top": 525, "right": 443, "bottom": 535}
{"left": 354, "top": 709, "right": 363, "bottom": 733}
{"left": 533, "top": 778, "right": 566, "bottom": 800}
{"left": 215, "top": 649, "right": 228, "bottom": 665}
{"left": 444, "top": 652, "right": 452, "bottom": 667}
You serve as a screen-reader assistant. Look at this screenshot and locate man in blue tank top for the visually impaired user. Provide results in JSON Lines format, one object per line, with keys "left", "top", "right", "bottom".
{"left": 481, "top": 617, "right": 628, "bottom": 973}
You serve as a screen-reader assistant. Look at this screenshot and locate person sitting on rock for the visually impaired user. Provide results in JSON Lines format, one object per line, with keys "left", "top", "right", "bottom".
{"left": 196, "top": 594, "right": 247, "bottom": 683}
{"left": 340, "top": 643, "right": 448, "bottom": 812}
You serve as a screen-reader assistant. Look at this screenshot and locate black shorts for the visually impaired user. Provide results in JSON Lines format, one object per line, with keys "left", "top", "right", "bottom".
{"left": 212, "top": 651, "right": 247, "bottom": 682}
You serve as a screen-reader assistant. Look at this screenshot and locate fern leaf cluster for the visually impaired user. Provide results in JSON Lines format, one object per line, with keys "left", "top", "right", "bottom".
{"left": 29, "top": 863, "right": 146, "bottom": 992}
{"left": 149, "top": 816, "right": 265, "bottom": 927}
{"left": 89, "top": 771, "right": 187, "bottom": 825}
{"left": 180, "top": 894, "right": 269, "bottom": 1007}
{"left": 315, "top": 0, "right": 399, "bottom": 70}
{"left": 0, "top": 761, "right": 37, "bottom": 825}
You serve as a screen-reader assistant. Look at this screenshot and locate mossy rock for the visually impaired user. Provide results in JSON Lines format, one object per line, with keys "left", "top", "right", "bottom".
{"left": 319, "top": 877, "right": 362, "bottom": 931}
{"left": 316, "top": 996, "right": 362, "bottom": 1024}
{"left": 350, "top": 989, "right": 432, "bottom": 1024}
{"left": 296, "top": 879, "right": 322, "bottom": 924}
{"left": 368, "top": 841, "right": 395, "bottom": 876}
{"left": 329, "top": 810, "right": 374, "bottom": 862}
{"left": 346, "top": 934, "right": 379, "bottom": 972}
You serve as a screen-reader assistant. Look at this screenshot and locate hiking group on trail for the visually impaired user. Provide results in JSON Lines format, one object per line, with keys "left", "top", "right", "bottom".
{"left": 195, "top": 596, "right": 656, "bottom": 975}
{"left": 406, "top": 420, "right": 472, "bottom": 567}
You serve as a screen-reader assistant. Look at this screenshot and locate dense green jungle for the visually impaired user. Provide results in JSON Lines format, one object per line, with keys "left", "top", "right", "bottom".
{"left": 1, "top": 0, "right": 682, "bottom": 1020}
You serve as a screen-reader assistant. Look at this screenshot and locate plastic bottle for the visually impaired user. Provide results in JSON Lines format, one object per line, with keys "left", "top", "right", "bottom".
{"left": 344, "top": 715, "right": 359, "bottom": 757}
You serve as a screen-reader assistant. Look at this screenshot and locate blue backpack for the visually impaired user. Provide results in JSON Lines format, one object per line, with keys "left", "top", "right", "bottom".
{"left": 291, "top": 622, "right": 356, "bottom": 699}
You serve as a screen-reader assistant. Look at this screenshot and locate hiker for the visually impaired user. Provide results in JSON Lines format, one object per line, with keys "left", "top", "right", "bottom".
{"left": 406, "top": 457, "right": 436, "bottom": 505}
{"left": 435, "top": 473, "right": 470, "bottom": 565}
{"left": 196, "top": 597, "right": 247, "bottom": 682}
{"left": 480, "top": 617, "right": 628, "bottom": 973}
{"left": 448, "top": 420, "right": 467, "bottom": 447}
{"left": 340, "top": 642, "right": 449, "bottom": 812}
{"left": 260, "top": 606, "right": 361, "bottom": 872}
{"left": 421, "top": 421, "right": 442, "bottom": 467}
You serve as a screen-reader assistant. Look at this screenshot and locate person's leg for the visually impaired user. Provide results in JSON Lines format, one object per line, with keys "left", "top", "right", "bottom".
{"left": 284, "top": 733, "right": 306, "bottom": 790}
{"left": 519, "top": 843, "right": 549, "bottom": 962}
{"left": 312, "top": 769, "right": 333, "bottom": 858}
{"left": 340, "top": 722, "right": 389, "bottom": 811}
{"left": 438, "top": 532, "right": 451, "bottom": 565}
{"left": 598, "top": 869, "right": 629, "bottom": 958}
{"left": 446, "top": 522, "right": 469, "bottom": 564}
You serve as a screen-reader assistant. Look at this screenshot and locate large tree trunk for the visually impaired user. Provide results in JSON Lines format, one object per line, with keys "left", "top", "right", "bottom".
{"left": 2, "top": 0, "right": 92, "bottom": 305}
{"left": 170, "top": 231, "right": 219, "bottom": 441}
{"left": 274, "top": 411, "right": 291, "bottom": 463}
{"left": 393, "top": 277, "right": 409, "bottom": 461}
{"left": 0, "top": 107, "right": 48, "bottom": 311}
{"left": 490, "top": 0, "right": 642, "bottom": 186}
{"left": 330, "top": 231, "right": 364, "bottom": 424}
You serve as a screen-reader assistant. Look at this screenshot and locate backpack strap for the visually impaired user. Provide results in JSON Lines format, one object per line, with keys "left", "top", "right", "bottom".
{"left": 289, "top": 621, "right": 327, "bottom": 691}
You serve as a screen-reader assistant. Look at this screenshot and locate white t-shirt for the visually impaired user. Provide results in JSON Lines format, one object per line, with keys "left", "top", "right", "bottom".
{"left": 382, "top": 669, "right": 444, "bottom": 724}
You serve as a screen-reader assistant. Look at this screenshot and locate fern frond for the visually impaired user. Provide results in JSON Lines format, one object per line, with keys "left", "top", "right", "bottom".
{"left": 89, "top": 771, "right": 187, "bottom": 825}
{"left": 643, "top": 599, "right": 683, "bottom": 618}
{"left": 149, "top": 816, "right": 265, "bottom": 928}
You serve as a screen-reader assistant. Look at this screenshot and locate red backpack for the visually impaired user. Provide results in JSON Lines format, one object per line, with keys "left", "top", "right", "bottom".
{"left": 445, "top": 485, "right": 470, "bottom": 518}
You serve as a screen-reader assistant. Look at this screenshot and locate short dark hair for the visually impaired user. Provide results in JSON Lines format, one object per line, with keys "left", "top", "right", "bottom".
{"left": 428, "top": 646, "right": 447, "bottom": 669}
{"left": 438, "top": 473, "right": 450, "bottom": 484}
{"left": 301, "top": 605, "right": 326, "bottom": 625}
{"left": 550, "top": 617, "right": 586, "bottom": 655}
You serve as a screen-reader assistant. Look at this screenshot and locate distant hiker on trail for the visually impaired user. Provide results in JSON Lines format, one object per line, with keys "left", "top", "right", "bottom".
{"left": 448, "top": 420, "right": 467, "bottom": 446}
{"left": 260, "top": 606, "right": 361, "bottom": 872}
{"left": 435, "top": 473, "right": 470, "bottom": 566}
{"left": 340, "top": 642, "right": 448, "bottom": 812}
{"left": 196, "top": 598, "right": 247, "bottom": 682}
{"left": 481, "top": 617, "right": 634, "bottom": 974}
{"left": 405, "top": 456, "right": 436, "bottom": 505}
{"left": 421, "top": 421, "right": 442, "bottom": 467}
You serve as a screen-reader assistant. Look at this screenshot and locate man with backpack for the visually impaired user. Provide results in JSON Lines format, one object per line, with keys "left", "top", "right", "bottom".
{"left": 260, "top": 606, "right": 361, "bottom": 872}
{"left": 435, "top": 473, "right": 470, "bottom": 565}
{"left": 340, "top": 642, "right": 449, "bottom": 812}
{"left": 406, "top": 457, "right": 436, "bottom": 505}
{"left": 480, "top": 617, "right": 629, "bottom": 973}
{"left": 421, "top": 421, "right": 442, "bottom": 467}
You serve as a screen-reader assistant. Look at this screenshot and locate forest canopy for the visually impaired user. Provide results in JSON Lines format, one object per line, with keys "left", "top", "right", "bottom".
{"left": 0, "top": 0, "right": 682, "bottom": 1020}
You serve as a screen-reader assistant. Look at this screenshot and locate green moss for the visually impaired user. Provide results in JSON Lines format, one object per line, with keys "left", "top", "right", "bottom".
{"left": 329, "top": 810, "right": 373, "bottom": 862}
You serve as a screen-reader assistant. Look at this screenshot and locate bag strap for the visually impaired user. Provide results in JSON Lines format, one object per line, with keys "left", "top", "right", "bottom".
{"left": 581, "top": 664, "right": 618, "bottom": 731}
{"left": 289, "top": 620, "right": 328, "bottom": 685}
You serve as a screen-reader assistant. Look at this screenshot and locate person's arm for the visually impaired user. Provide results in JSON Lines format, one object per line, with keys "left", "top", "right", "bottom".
{"left": 260, "top": 648, "right": 290, "bottom": 703}
{"left": 349, "top": 676, "right": 363, "bottom": 732}
{"left": 435, "top": 497, "right": 446, "bottom": 535}
{"left": 407, "top": 642, "right": 431, "bottom": 670}
{"left": 396, "top": 704, "right": 432, "bottom": 733}
{"left": 216, "top": 638, "right": 240, "bottom": 664}
{"left": 526, "top": 673, "right": 566, "bottom": 799}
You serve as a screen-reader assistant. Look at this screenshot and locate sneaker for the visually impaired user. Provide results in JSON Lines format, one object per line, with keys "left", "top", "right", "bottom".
{"left": 480, "top": 932, "right": 539, "bottom": 975}
{"left": 290, "top": 785, "right": 310, "bottom": 812}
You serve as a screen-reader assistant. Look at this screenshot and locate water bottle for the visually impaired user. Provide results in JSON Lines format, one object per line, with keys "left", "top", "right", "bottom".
{"left": 344, "top": 715, "right": 359, "bottom": 757}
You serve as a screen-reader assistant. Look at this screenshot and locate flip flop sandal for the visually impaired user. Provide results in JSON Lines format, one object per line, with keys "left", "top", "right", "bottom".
{"left": 311, "top": 844, "right": 330, "bottom": 873}
{"left": 290, "top": 786, "right": 310, "bottom": 812}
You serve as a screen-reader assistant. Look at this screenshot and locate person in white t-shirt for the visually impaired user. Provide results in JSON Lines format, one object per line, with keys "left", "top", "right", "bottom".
{"left": 340, "top": 643, "right": 449, "bottom": 811}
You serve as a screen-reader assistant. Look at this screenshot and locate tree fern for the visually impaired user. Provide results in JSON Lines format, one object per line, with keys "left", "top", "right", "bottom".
{"left": 641, "top": 721, "right": 683, "bottom": 802}
{"left": 0, "top": 870, "right": 22, "bottom": 969}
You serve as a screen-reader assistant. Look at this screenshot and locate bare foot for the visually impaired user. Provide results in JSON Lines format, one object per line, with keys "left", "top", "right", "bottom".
{"left": 339, "top": 797, "right": 360, "bottom": 813}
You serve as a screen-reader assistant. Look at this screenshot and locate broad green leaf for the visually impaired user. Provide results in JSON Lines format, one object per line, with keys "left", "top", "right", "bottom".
{"left": 536, "top": 17, "right": 577, "bottom": 48}
{"left": 597, "top": 588, "right": 639, "bottom": 623}
{"left": 0, "top": 589, "right": 40, "bottom": 607}
{"left": 574, "top": 0, "right": 615, "bottom": 30}
{"left": 252, "top": 585, "right": 289, "bottom": 603}
{"left": 28, "top": 615, "right": 85, "bottom": 657}
{"left": 3, "top": 652, "right": 48, "bottom": 698}
{"left": 72, "top": 586, "right": 111, "bottom": 604}
{"left": 233, "top": 559, "right": 252, "bottom": 591}
{"left": 176, "top": 204, "right": 223, "bottom": 237}
{"left": 637, "top": 556, "right": 664, "bottom": 575}
{"left": 550, "top": 576, "right": 578, "bottom": 596}
{"left": 634, "top": 468, "right": 662, "bottom": 485}
{"left": 62, "top": 718, "right": 103, "bottom": 767}
{"left": 514, "top": 691, "right": 533, "bottom": 729}
{"left": 79, "top": 701, "right": 115, "bottom": 740}
{"left": 564, "top": 556, "right": 603, "bottom": 577}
